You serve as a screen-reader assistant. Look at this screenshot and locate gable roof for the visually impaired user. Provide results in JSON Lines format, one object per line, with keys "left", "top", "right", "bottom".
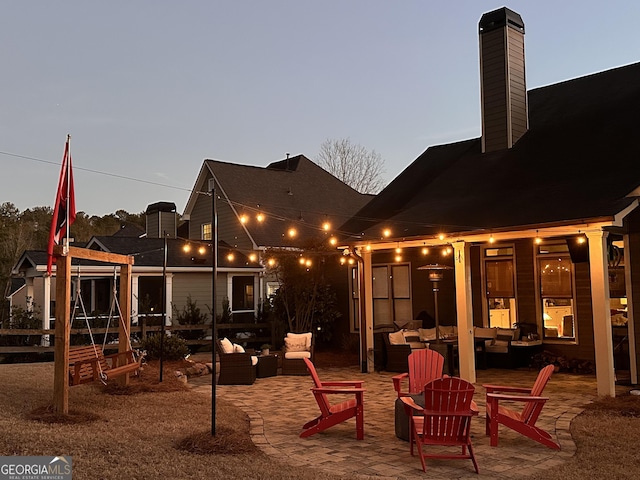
{"left": 184, "top": 155, "right": 373, "bottom": 248}
{"left": 340, "top": 62, "right": 640, "bottom": 241}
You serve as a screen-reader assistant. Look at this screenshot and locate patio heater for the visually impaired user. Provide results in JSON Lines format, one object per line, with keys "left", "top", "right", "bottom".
{"left": 418, "top": 264, "right": 453, "bottom": 343}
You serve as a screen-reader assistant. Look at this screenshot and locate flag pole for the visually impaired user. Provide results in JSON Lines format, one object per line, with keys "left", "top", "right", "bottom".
{"left": 64, "top": 134, "right": 71, "bottom": 255}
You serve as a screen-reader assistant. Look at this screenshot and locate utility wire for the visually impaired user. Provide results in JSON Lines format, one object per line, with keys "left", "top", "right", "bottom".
{"left": 0, "top": 149, "right": 192, "bottom": 193}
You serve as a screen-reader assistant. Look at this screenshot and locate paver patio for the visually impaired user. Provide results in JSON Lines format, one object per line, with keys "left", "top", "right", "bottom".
{"left": 190, "top": 360, "right": 626, "bottom": 479}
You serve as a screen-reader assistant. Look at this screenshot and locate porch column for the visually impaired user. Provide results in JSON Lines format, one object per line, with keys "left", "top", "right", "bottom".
{"left": 586, "top": 230, "right": 616, "bottom": 397}
{"left": 165, "top": 273, "right": 173, "bottom": 325}
{"left": 453, "top": 241, "right": 476, "bottom": 384}
{"left": 624, "top": 234, "right": 637, "bottom": 384}
{"left": 25, "top": 277, "right": 34, "bottom": 310}
{"left": 131, "top": 276, "right": 139, "bottom": 325}
{"left": 362, "top": 249, "right": 375, "bottom": 373}
{"left": 42, "top": 275, "right": 51, "bottom": 347}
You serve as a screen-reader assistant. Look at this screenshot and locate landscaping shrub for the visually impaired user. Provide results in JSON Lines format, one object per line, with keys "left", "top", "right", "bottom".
{"left": 140, "top": 333, "right": 189, "bottom": 361}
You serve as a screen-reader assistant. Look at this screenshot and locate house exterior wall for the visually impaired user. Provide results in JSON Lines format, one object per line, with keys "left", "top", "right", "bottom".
{"left": 171, "top": 272, "right": 214, "bottom": 321}
{"left": 515, "top": 239, "right": 537, "bottom": 323}
{"left": 627, "top": 213, "right": 640, "bottom": 377}
{"left": 189, "top": 186, "right": 214, "bottom": 240}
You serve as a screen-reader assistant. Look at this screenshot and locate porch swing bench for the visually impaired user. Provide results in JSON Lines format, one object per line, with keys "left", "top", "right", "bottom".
{"left": 68, "top": 345, "right": 141, "bottom": 386}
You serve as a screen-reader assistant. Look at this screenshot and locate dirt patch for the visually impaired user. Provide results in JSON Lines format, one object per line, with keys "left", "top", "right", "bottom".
{"left": 102, "top": 359, "right": 192, "bottom": 395}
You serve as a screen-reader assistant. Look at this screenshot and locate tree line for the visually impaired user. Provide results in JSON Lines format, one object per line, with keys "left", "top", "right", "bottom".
{"left": 0, "top": 202, "right": 145, "bottom": 322}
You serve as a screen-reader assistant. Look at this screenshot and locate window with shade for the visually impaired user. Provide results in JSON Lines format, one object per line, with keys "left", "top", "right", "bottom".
{"left": 537, "top": 243, "right": 575, "bottom": 341}
{"left": 372, "top": 264, "right": 412, "bottom": 328}
{"left": 484, "top": 246, "right": 517, "bottom": 328}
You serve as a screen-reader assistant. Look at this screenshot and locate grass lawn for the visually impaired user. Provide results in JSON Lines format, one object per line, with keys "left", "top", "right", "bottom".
{"left": 0, "top": 359, "right": 345, "bottom": 480}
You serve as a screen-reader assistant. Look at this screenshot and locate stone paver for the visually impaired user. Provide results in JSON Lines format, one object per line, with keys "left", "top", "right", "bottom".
{"left": 189, "top": 363, "right": 618, "bottom": 479}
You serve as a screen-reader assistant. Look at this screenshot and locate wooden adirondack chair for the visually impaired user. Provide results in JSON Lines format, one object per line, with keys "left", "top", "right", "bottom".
{"left": 401, "top": 377, "right": 479, "bottom": 474}
{"left": 392, "top": 349, "right": 445, "bottom": 398}
{"left": 300, "top": 358, "right": 366, "bottom": 440}
{"left": 484, "top": 364, "right": 560, "bottom": 449}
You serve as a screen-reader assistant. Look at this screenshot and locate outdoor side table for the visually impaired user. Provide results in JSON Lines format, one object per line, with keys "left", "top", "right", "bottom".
{"left": 256, "top": 354, "right": 279, "bottom": 378}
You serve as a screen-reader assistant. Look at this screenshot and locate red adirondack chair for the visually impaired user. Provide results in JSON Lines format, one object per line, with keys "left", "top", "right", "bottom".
{"left": 484, "top": 364, "right": 560, "bottom": 449}
{"left": 401, "top": 377, "right": 479, "bottom": 474}
{"left": 392, "top": 349, "right": 445, "bottom": 398}
{"left": 300, "top": 358, "right": 366, "bottom": 440}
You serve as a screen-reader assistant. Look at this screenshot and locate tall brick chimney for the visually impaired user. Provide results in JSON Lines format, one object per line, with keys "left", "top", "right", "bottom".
{"left": 479, "top": 7, "right": 527, "bottom": 153}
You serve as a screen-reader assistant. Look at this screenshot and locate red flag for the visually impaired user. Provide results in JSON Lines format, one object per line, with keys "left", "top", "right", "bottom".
{"left": 46, "top": 137, "right": 76, "bottom": 275}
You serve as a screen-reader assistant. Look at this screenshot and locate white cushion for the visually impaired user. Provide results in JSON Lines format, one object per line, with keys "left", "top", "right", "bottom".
{"left": 284, "top": 350, "right": 312, "bottom": 359}
{"left": 474, "top": 327, "right": 497, "bottom": 340}
{"left": 284, "top": 336, "right": 308, "bottom": 352}
{"left": 233, "top": 343, "right": 245, "bottom": 353}
{"left": 402, "top": 329, "right": 424, "bottom": 349}
{"left": 439, "top": 325, "right": 457, "bottom": 338}
{"left": 497, "top": 328, "right": 519, "bottom": 340}
{"left": 418, "top": 328, "right": 437, "bottom": 342}
{"left": 388, "top": 331, "right": 406, "bottom": 345}
{"left": 287, "top": 332, "right": 312, "bottom": 349}
{"left": 220, "top": 337, "right": 234, "bottom": 354}
{"left": 251, "top": 355, "right": 258, "bottom": 366}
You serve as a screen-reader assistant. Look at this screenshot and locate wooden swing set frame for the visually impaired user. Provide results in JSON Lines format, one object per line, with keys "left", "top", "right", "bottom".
{"left": 53, "top": 245, "right": 135, "bottom": 414}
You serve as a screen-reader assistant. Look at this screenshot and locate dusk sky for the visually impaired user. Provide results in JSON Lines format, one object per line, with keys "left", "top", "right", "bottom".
{"left": 2, "top": 1, "right": 639, "bottom": 216}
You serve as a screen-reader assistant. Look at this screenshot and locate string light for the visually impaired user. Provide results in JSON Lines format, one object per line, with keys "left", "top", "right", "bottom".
{"left": 299, "top": 257, "right": 306, "bottom": 265}
{"left": 248, "top": 253, "right": 257, "bottom": 262}
{"left": 267, "top": 258, "right": 276, "bottom": 267}
{"left": 329, "top": 237, "right": 337, "bottom": 246}
{"left": 421, "top": 247, "right": 429, "bottom": 255}
{"left": 227, "top": 252, "right": 234, "bottom": 262}
{"left": 239, "top": 214, "right": 248, "bottom": 224}
{"left": 340, "top": 257, "right": 347, "bottom": 265}
{"left": 535, "top": 230, "right": 542, "bottom": 244}
{"left": 577, "top": 235, "right": 586, "bottom": 244}
{"left": 322, "top": 221, "right": 331, "bottom": 232}
{"left": 256, "top": 212, "right": 265, "bottom": 222}
{"left": 348, "top": 258, "right": 355, "bottom": 265}
{"left": 395, "top": 254, "right": 402, "bottom": 262}
{"left": 288, "top": 227, "right": 297, "bottom": 238}
{"left": 197, "top": 246, "right": 207, "bottom": 255}
{"left": 438, "top": 233, "right": 445, "bottom": 241}
{"left": 183, "top": 244, "right": 191, "bottom": 253}
{"left": 489, "top": 235, "right": 495, "bottom": 244}
{"left": 383, "top": 228, "right": 391, "bottom": 238}
{"left": 365, "top": 244, "right": 371, "bottom": 251}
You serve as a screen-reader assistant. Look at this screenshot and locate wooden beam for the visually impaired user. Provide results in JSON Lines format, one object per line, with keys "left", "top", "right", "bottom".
{"left": 118, "top": 263, "right": 132, "bottom": 386}
{"left": 53, "top": 245, "right": 134, "bottom": 265}
{"left": 53, "top": 254, "right": 72, "bottom": 414}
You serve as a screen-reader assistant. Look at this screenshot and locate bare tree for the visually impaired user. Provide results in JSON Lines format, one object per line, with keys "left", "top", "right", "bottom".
{"left": 315, "top": 138, "right": 386, "bottom": 194}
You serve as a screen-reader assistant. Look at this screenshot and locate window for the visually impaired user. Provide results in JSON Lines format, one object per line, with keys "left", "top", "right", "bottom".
{"left": 483, "top": 246, "right": 516, "bottom": 328}
{"left": 202, "top": 223, "right": 212, "bottom": 240}
{"left": 537, "top": 243, "right": 575, "bottom": 340}
{"left": 231, "top": 276, "right": 255, "bottom": 322}
{"left": 138, "top": 276, "right": 163, "bottom": 322}
{"left": 372, "top": 264, "right": 411, "bottom": 328}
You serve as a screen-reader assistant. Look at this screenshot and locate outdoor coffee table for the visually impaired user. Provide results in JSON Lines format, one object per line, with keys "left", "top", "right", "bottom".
{"left": 256, "top": 353, "right": 279, "bottom": 378}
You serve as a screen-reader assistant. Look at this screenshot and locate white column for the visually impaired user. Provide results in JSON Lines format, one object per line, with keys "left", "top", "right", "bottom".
{"left": 586, "top": 230, "right": 616, "bottom": 397}
{"left": 624, "top": 234, "right": 637, "bottom": 384}
{"left": 362, "top": 250, "right": 375, "bottom": 373}
{"left": 453, "top": 241, "right": 476, "bottom": 383}
{"left": 25, "top": 278, "right": 34, "bottom": 310}
{"left": 42, "top": 275, "right": 52, "bottom": 347}
{"left": 131, "top": 276, "right": 139, "bottom": 325}
{"left": 165, "top": 273, "right": 173, "bottom": 325}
